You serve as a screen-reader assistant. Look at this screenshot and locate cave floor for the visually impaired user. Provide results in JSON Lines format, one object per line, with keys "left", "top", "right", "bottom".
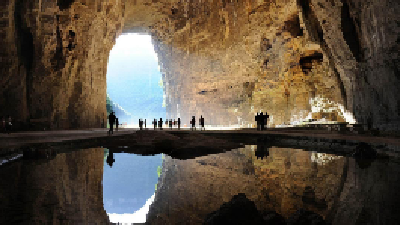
{"left": 0, "top": 127, "right": 399, "bottom": 150}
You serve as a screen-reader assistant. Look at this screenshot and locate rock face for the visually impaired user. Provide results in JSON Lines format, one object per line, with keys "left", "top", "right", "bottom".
{"left": 146, "top": 145, "right": 400, "bottom": 225}
{"left": 0, "top": 0, "right": 399, "bottom": 130}
{"left": 145, "top": 146, "right": 347, "bottom": 224}
{"left": 0, "top": 147, "right": 109, "bottom": 224}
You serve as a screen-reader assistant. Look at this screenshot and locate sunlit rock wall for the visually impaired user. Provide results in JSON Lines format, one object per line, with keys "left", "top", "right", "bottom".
{"left": 0, "top": 148, "right": 109, "bottom": 224}
{"left": 0, "top": 0, "right": 124, "bottom": 129}
{"left": 1, "top": 0, "right": 399, "bottom": 129}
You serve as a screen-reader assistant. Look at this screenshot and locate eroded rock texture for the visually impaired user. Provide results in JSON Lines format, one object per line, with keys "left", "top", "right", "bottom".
{"left": 0, "top": 148, "right": 109, "bottom": 224}
{"left": 0, "top": 0, "right": 399, "bottom": 130}
{"left": 147, "top": 146, "right": 400, "bottom": 225}
{"left": 146, "top": 146, "right": 347, "bottom": 224}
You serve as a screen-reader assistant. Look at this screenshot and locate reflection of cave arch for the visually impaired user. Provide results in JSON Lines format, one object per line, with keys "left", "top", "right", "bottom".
{"left": 58, "top": 0, "right": 75, "bottom": 11}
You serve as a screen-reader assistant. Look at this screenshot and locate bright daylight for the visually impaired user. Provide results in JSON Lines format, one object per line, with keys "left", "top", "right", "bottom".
{"left": 106, "top": 34, "right": 166, "bottom": 128}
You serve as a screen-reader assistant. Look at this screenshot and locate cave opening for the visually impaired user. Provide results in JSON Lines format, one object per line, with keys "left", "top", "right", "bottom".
{"left": 106, "top": 33, "right": 166, "bottom": 128}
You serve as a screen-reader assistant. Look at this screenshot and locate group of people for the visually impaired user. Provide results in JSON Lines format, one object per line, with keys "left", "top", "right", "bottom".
{"left": 190, "top": 115, "right": 205, "bottom": 130}
{"left": 108, "top": 112, "right": 119, "bottom": 135}
{"left": 148, "top": 118, "right": 181, "bottom": 130}
{"left": 108, "top": 111, "right": 270, "bottom": 133}
{"left": 1, "top": 115, "right": 12, "bottom": 134}
{"left": 255, "top": 112, "right": 269, "bottom": 131}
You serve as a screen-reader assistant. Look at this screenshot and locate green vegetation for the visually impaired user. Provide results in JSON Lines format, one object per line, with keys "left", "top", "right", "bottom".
{"left": 106, "top": 94, "right": 114, "bottom": 115}
{"left": 157, "top": 166, "right": 162, "bottom": 177}
{"left": 155, "top": 155, "right": 164, "bottom": 191}
{"left": 103, "top": 149, "right": 109, "bottom": 163}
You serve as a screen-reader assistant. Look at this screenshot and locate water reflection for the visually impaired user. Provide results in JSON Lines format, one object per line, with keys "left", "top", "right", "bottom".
{"left": 0, "top": 142, "right": 399, "bottom": 225}
{"left": 0, "top": 147, "right": 109, "bottom": 224}
{"left": 102, "top": 151, "right": 162, "bottom": 223}
{"left": 147, "top": 145, "right": 400, "bottom": 225}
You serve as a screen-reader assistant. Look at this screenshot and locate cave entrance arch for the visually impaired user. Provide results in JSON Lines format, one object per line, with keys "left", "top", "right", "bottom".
{"left": 106, "top": 33, "right": 166, "bottom": 128}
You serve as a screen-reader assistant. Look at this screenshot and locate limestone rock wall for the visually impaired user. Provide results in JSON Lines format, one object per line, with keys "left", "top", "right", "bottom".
{"left": 0, "top": 0, "right": 399, "bottom": 130}
{"left": 0, "top": 148, "right": 109, "bottom": 224}
{"left": 0, "top": 0, "right": 124, "bottom": 129}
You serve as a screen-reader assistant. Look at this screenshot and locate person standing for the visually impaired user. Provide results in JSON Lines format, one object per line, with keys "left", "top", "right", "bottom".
{"left": 139, "top": 119, "right": 143, "bottom": 130}
{"left": 191, "top": 116, "right": 196, "bottom": 130}
{"left": 200, "top": 115, "right": 205, "bottom": 131}
{"left": 116, "top": 118, "right": 119, "bottom": 132}
{"left": 109, "top": 112, "right": 116, "bottom": 135}
{"left": 153, "top": 119, "right": 157, "bottom": 130}
{"left": 159, "top": 118, "right": 163, "bottom": 130}
{"left": 178, "top": 118, "right": 181, "bottom": 130}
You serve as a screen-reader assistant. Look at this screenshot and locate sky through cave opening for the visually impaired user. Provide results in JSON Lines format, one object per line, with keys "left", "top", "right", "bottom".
{"left": 106, "top": 33, "right": 166, "bottom": 127}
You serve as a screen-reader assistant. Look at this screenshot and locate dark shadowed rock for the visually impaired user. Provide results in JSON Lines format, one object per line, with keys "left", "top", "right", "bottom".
{"left": 353, "top": 143, "right": 377, "bottom": 169}
{"left": 287, "top": 209, "right": 326, "bottom": 225}
{"left": 204, "top": 193, "right": 266, "bottom": 225}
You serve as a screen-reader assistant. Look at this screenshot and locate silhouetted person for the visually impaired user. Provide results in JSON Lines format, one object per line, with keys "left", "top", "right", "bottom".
{"left": 178, "top": 118, "right": 181, "bottom": 130}
{"left": 108, "top": 112, "right": 116, "bottom": 135}
{"left": 255, "top": 138, "right": 270, "bottom": 160}
{"left": 139, "top": 119, "right": 143, "bottom": 130}
{"left": 199, "top": 115, "right": 205, "bottom": 131}
{"left": 255, "top": 112, "right": 269, "bottom": 131}
{"left": 169, "top": 119, "right": 173, "bottom": 129}
{"left": 145, "top": 119, "right": 146, "bottom": 129}
{"left": 159, "top": 118, "right": 163, "bottom": 130}
{"left": 106, "top": 151, "right": 115, "bottom": 168}
{"left": 263, "top": 112, "right": 269, "bottom": 129}
{"left": 116, "top": 118, "right": 119, "bottom": 131}
{"left": 191, "top": 116, "right": 196, "bottom": 130}
{"left": 153, "top": 119, "right": 157, "bottom": 130}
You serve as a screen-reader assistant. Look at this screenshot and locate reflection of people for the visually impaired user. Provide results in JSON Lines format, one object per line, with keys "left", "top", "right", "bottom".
{"left": 106, "top": 151, "right": 115, "bottom": 168}
{"left": 255, "top": 138, "right": 270, "bottom": 160}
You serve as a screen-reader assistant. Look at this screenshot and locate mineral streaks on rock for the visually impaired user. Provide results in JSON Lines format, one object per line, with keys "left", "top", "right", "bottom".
{"left": 0, "top": 148, "right": 109, "bottom": 224}
{"left": 0, "top": 0, "right": 399, "bottom": 129}
{"left": 1, "top": 0, "right": 125, "bottom": 129}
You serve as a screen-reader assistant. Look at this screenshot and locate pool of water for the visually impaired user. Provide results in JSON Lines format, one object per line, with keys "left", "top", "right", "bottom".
{"left": 0, "top": 137, "right": 399, "bottom": 225}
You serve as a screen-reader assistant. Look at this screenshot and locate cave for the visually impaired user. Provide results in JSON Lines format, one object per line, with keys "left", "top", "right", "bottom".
{"left": 0, "top": 0, "right": 398, "bottom": 131}
{"left": 0, "top": 0, "right": 399, "bottom": 224}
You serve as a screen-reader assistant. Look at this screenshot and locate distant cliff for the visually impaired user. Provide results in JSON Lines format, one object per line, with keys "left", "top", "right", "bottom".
{"left": 107, "top": 94, "right": 133, "bottom": 125}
